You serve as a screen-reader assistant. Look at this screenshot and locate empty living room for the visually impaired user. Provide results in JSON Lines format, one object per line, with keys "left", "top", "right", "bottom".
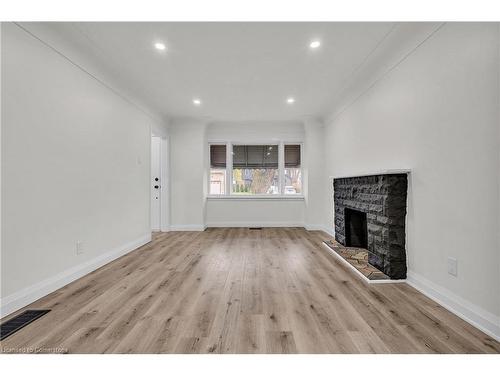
{"left": 1, "top": 0, "right": 499, "bottom": 373}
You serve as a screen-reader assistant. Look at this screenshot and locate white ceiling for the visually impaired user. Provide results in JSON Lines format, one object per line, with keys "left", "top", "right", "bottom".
{"left": 43, "top": 22, "right": 396, "bottom": 122}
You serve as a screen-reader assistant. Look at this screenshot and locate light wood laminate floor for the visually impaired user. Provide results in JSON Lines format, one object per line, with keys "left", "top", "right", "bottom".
{"left": 1, "top": 228, "right": 499, "bottom": 354}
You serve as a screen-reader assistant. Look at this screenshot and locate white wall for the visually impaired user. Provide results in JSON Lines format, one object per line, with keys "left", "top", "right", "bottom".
{"left": 207, "top": 121, "right": 304, "bottom": 142}
{"left": 169, "top": 118, "right": 207, "bottom": 230}
{"left": 205, "top": 121, "right": 307, "bottom": 227}
{"left": 206, "top": 198, "right": 305, "bottom": 227}
{"left": 16, "top": 22, "right": 168, "bottom": 130}
{"left": 1, "top": 23, "right": 167, "bottom": 315}
{"left": 303, "top": 118, "right": 327, "bottom": 230}
{"left": 323, "top": 23, "right": 500, "bottom": 335}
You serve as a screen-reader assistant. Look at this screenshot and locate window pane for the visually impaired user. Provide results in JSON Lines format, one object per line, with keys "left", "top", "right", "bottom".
{"left": 233, "top": 145, "right": 278, "bottom": 168}
{"left": 284, "top": 144, "right": 301, "bottom": 167}
{"left": 284, "top": 144, "right": 301, "bottom": 194}
{"left": 284, "top": 168, "right": 302, "bottom": 194}
{"left": 210, "top": 144, "right": 226, "bottom": 167}
{"left": 210, "top": 168, "right": 226, "bottom": 195}
{"left": 232, "top": 168, "right": 279, "bottom": 194}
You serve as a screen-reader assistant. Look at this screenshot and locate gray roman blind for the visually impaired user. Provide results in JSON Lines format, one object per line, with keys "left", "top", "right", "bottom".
{"left": 233, "top": 145, "right": 278, "bottom": 168}
{"left": 210, "top": 144, "right": 227, "bottom": 168}
{"left": 285, "top": 145, "right": 301, "bottom": 167}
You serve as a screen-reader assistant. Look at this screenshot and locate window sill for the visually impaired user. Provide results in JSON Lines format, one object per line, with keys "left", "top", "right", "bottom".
{"left": 207, "top": 195, "right": 305, "bottom": 201}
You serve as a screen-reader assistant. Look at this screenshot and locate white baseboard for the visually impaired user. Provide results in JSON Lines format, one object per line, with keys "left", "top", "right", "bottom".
{"left": 205, "top": 222, "right": 304, "bottom": 228}
{"left": 305, "top": 225, "right": 334, "bottom": 237}
{"left": 204, "top": 223, "right": 335, "bottom": 234}
{"left": 169, "top": 224, "right": 206, "bottom": 231}
{"left": 406, "top": 270, "right": 500, "bottom": 342}
{"left": 153, "top": 227, "right": 170, "bottom": 233}
{"left": 304, "top": 224, "right": 325, "bottom": 231}
{"left": 0, "top": 234, "right": 152, "bottom": 318}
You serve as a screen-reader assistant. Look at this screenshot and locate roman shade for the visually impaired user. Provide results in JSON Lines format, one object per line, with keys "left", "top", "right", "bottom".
{"left": 284, "top": 144, "right": 301, "bottom": 167}
{"left": 210, "top": 144, "right": 227, "bottom": 168}
{"left": 232, "top": 145, "right": 278, "bottom": 168}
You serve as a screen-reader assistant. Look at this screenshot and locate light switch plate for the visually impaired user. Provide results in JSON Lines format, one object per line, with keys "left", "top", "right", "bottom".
{"left": 76, "top": 241, "right": 84, "bottom": 255}
{"left": 447, "top": 257, "right": 457, "bottom": 276}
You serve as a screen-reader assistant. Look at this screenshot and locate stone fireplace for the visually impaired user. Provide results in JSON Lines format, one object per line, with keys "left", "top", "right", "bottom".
{"left": 333, "top": 173, "right": 408, "bottom": 279}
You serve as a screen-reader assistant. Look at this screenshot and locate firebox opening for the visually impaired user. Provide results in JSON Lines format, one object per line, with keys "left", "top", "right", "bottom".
{"left": 345, "top": 208, "right": 368, "bottom": 249}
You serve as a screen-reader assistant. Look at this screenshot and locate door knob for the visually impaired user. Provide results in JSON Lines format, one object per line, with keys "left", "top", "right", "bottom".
{"left": 154, "top": 185, "right": 159, "bottom": 189}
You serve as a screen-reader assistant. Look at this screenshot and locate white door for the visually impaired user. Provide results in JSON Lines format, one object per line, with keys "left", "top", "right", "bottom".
{"left": 151, "top": 136, "right": 161, "bottom": 231}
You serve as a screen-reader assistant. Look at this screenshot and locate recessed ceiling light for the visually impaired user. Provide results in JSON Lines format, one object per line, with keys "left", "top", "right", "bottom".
{"left": 154, "top": 42, "right": 166, "bottom": 51}
{"left": 309, "top": 40, "right": 321, "bottom": 49}
{"left": 193, "top": 98, "right": 201, "bottom": 106}
{"left": 287, "top": 97, "right": 295, "bottom": 104}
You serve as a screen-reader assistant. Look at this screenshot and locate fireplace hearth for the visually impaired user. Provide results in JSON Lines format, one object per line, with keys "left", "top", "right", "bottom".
{"left": 333, "top": 173, "right": 408, "bottom": 279}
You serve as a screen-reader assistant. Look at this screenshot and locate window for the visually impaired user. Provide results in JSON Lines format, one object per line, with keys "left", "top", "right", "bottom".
{"left": 209, "top": 144, "right": 226, "bottom": 195}
{"left": 208, "top": 142, "right": 302, "bottom": 197}
{"left": 232, "top": 145, "right": 279, "bottom": 194}
{"left": 284, "top": 144, "right": 302, "bottom": 194}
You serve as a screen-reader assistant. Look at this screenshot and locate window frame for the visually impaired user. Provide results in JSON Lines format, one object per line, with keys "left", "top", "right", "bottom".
{"left": 208, "top": 140, "right": 304, "bottom": 199}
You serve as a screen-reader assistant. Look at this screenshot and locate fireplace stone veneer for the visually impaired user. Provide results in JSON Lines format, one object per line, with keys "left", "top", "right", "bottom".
{"left": 333, "top": 173, "right": 408, "bottom": 279}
